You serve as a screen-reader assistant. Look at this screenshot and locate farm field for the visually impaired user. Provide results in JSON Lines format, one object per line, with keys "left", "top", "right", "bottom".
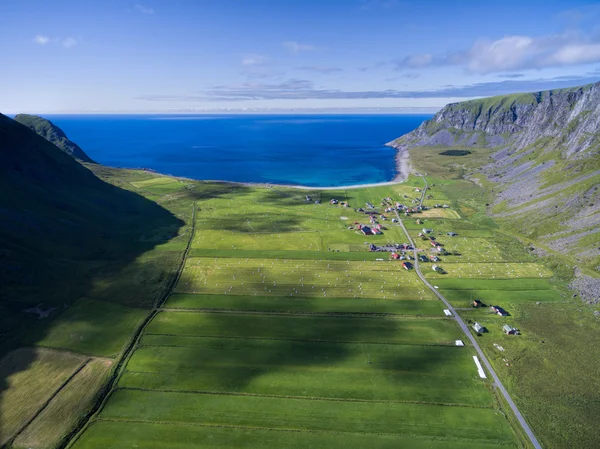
{"left": 65, "top": 180, "right": 523, "bottom": 449}
{"left": 0, "top": 348, "right": 87, "bottom": 446}
{"left": 164, "top": 293, "right": 444, "bottom": 314}
{"left": 177, "top": 257, "right": 434, "bottom": 299}
{"left": 71, "top": 420, "right": 516, "bottom": 449}
{"left": 13, "top": 358, "right": 112, "bottom": 449}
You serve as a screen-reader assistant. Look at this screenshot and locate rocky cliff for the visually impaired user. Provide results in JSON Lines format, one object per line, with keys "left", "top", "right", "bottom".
{"left": 14, "top": 114, "right": 95, "bottom": 163}
{"left": 389, "top": 82, "right": 600, "bottom": 158}
{"left": 388, "top": 81, "right": 600, "bottom": 291}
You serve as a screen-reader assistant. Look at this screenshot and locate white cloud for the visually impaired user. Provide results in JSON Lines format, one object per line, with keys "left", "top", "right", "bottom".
{"left": 242, "top": 54, "right": 268, "bottom": 66}
{"left": 283, "top": 41, "right": 315, "bottom": 53}
{"left": 395, "top": 32, "right": 600, "bottom": 73}
{"left": 62, "top": 37, "right": 77, "bottom": 49}
{"left": 134, "top": 4, "right": 154, "bottom": 14}
{"left": 33, "top": 35, "right": 50, "bottom": 45}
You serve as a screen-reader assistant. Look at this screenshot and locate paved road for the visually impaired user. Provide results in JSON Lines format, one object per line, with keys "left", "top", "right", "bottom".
{"left": 395, "top": 175, "right": 542, "bottom": 449}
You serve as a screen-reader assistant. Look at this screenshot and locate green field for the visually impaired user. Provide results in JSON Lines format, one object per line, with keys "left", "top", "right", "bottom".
{"left": 13, "top": 358, "right": 112, "bottom": 449}
{"left": 35, "top": 298, "right": 146, "bottom": 357}
{"left": 177, "top": 257, "right": 434, "bottom": 299}
{"left": 71, "top": 420, "right": 515, "bottom": 449}
{"left": 0, "top": 348, "right": 87, "bottom": 446}
{"left": 120, "top": 337, "right": 490, "bottom": 405}
{"left": 100, "top": 389, "right": 513, "bottom": 441}
{"left": 164, "top": 293, "right": 444, "bottom": 315}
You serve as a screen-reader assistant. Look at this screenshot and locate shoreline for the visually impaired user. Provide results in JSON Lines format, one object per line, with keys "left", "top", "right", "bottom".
{"left": 147, "top": 146, "right": 411, "bottom": 191}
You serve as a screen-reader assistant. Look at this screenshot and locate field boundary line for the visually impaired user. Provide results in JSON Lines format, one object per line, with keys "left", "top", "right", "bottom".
{"left": 91, "top": 417, "right": 516, "bottom": 445}
{"left": 61, "top": 201, "right": 197, "bottom": 449}
{"left": 6, "top": 358, "right": 90, "bottom": 447}
{"left": 158, "top": 307, "right": 447, "bottom": 319}
{"left": 111, "top": 386, "right": 495, "bottom": 408}
{"left": 140, "top": 333, "right": 462, "bottom": 347}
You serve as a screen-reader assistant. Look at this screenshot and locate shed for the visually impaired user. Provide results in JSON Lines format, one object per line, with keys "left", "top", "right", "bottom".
{"left": 443, "top": 309, "right": 452, "bottom": 317}
{"left": 473, "top": 322, "right": 486, "bottom": 333}
{"left": 503, "top": 324, "right": 518, "bottom": 335}
{"left": 472, "top": 300, "right": 483, "bottom": 308}
{"left": 491, "top": 305, "right": 508, "bottom": 316}
{"left": 455, "top": 340, "right": 465, "bottom": 346}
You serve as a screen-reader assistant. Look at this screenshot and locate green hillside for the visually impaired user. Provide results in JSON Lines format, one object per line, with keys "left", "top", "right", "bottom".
{"left": 13, "top": 114, "right": 95, "bottom": 163}
{"left": 0, "top": 113, "right": 183, "bottom": 355}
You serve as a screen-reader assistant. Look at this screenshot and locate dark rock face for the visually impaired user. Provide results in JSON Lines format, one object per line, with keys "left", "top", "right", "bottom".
{"left": 14, "top": 114, "right": 95, "bottom": 163}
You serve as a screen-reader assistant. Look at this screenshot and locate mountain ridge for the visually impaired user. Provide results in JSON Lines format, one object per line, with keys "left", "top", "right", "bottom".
{"left": 14, "top": 114, "right": 95, "bottom": 163}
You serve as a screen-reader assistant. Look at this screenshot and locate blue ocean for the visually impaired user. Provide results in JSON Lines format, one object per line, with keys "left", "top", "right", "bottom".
{"left": 46, "top": 114, "right": 431, "bottom": 187}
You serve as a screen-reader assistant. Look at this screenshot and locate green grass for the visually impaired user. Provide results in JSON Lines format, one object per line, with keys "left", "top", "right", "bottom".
{"left": 164, "top": 293, "right": 444, "bottom": 315}
{"left": 177, "top": 257, "right": 433, "bottom": 299}
{"left": 100, "top": 389, "right": 514, "bottom": 442}
{"left": 14, "top": 358, "right": 112, "bottom": 449}
{"left": 121, "top": 337, "right": 490, "bottom": 405}
{"left": 144, "top": 311, "right": 461, "bottom": 344}
{"left": 0, "top": 348, "right": 87, "bottom": 446}
{"left": 70, "top": 420, "right": 516, "bottom": 449}
{"left": 36, "top": 298, "right": 147, "bottom": 357}
{"left": 424, "top": 262, "right": 552, "bottom": 279}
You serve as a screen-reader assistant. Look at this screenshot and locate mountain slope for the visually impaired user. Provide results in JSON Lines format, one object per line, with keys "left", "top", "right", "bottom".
{"left": 388, "top": 82, "right": 600, "bottom": 277}
{"left": 0, "top": 113, "right": 183, "bottom": 352}
{"left": 13, "top": 114, "right": 95, "bottom": 163}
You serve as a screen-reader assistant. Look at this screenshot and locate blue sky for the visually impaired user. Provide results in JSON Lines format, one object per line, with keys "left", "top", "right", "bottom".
{"left": 1, "top": 0, "right": 600, "bottom": 113}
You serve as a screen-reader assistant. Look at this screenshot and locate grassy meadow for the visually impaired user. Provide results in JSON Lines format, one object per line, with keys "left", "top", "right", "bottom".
{"left": 63, "top": 176, "right": 524, "bottom": 449}
{"left": 11, "top": 164, "right": 595, "bottom": 449}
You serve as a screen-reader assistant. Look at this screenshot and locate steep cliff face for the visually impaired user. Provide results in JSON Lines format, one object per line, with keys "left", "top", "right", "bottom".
{"left": 390, "top": 82, "right": 600, "bottom": 159}
{"left": 388, "top": 82, "right": 600, "bottom": 279}
{"left": 14, "top": 114, "right": 95, "bottom": 163}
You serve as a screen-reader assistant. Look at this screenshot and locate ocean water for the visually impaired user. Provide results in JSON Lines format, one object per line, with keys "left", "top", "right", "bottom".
{"left": 47, "top": 114, "right": 431, "bottom": 187}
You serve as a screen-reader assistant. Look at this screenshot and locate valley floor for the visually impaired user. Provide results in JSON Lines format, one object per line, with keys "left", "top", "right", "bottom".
{"left": 3, "top": 168, "right": 599, "bottom": 449}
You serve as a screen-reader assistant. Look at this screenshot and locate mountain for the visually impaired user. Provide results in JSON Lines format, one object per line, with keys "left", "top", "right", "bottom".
{"left": 388, "top": 82, "right": 600, "bottom": 276}
{"left": 0, "top": 113, "right": 182, "bottom": 353}
{"left": 13, "top": 114, "right": 95, "bottom": 163}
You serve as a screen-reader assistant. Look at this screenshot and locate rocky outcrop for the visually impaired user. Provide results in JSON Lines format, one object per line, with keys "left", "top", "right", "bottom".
{"left": 388, "top": 81, "right": 600, "bottom": 279}
{"left": 14, "top": 114, "right": 95, "bottom": 163}
{"left": 388, "top": 82, "right": 600, "bottom": 159}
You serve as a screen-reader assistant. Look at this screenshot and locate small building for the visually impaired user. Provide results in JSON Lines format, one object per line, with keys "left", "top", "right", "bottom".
{"left": 306, "top": 195, "right": 312, "bottom": 202}
{"left": 473, "top": 322, "right": 486, "bottom": 333}
{"left": 447, "top": 232, "right": 457, "bottom": 236}
{"left": 491, "top": 305, "right": 508, "bottom": 316}
{"left": 361, "top": 226, "right": 372, "bottom": 235}
{"left": 372, "top": 228, "right": 382, "bottom": 235}
{"left": 503, "top": 324, "right": 519, "bottom": 335}
{"left": 443, "top": 309, "right": 452, "bottom": 317}
{"left": 390, "top": 252, "right": 400, "bottom": 260}
{"left": 402, "top": 262, "right": 413, "bottom": 270}
{"left": 422, "top": 228, "right": 433, "bottom": 233}
{"left": 432, "top": 264, "right": 441, "bottom": 272}
{"left": 472, "top": 300, "right": 483, "bottom": 308}
{"left": 430, "top": 256, "right": 440, "bottom": 262}
{"left": 330, "top": 199, "right": 338, "bottom": 204}
{"left": 455, "top": 340, "right": 465, "bottom": 346}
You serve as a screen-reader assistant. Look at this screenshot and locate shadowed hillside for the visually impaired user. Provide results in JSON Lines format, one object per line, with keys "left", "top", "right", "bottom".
{"left": 13, "top": 114, "right": 95, "bottom": 163}
{"left": 0, "top": 113, "right": 187, "bottom": 446}
{"left": 0, "top": 112, "right": 185, "bottom": 353}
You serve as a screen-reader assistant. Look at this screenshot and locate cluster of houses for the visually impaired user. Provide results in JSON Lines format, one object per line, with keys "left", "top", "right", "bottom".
{"left": 329, "top": 198, "right": 350, "bottom": 207}
{"left": 471, "top": 303, "right": 519, "bottom": 335}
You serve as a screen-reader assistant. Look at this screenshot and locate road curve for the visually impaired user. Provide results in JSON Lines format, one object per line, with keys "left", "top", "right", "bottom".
{"left": 394, "top": 175, "right": 542, "bottom": 449}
